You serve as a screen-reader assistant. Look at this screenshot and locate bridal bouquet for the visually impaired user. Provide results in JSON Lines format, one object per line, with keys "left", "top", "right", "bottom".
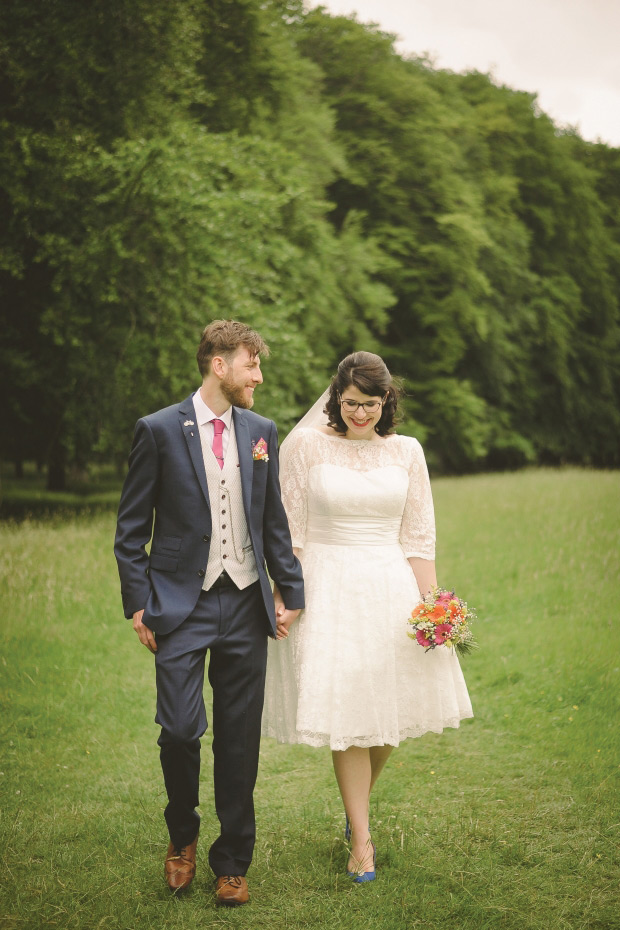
{"left": 408, "top": 588, "right": 477, "bottom": 656}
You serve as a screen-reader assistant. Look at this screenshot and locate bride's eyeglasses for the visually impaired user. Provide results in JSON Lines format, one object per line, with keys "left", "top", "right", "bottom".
{"left": 339, "top": 396, "right": 386, "bottom": 414}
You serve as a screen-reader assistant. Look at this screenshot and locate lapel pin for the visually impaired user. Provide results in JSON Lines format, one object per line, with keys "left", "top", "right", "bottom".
{"left": 184, "top": 419, "right": 194, "bottom": 427}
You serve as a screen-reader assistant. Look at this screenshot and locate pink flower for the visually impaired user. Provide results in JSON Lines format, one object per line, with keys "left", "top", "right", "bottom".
{"left": 433, "top": 623, "right": 453, "bottom": 645}
{"left": 436, "top": 591, "right": 454, "bottom": 606}
{"left": 415, "top": 630, "right": 429, "bottom": 647}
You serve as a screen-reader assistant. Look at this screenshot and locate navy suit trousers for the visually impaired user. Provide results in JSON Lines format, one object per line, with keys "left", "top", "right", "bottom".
{"left": 154, "top": 580, "right": 268, "bottom": 877}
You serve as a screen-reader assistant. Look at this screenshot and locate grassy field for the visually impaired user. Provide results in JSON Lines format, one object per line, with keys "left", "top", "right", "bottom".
{"left": 1, "top": 469, "right": 619, "bottom": 930}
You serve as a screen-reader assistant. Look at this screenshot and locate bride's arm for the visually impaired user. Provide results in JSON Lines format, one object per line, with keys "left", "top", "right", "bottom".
{"left": 400, "top": 438, "right": 436, "bottom": 595}
{"left": 408, "top": 557, "right": 437, "bottom": 598}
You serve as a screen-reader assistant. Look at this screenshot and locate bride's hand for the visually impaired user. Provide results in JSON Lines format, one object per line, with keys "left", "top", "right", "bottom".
{"left": 273, "top": 585, "right": 300, "bottom": 639}
{"left": 276, "top": 608, "right": 300, "bottom": 640}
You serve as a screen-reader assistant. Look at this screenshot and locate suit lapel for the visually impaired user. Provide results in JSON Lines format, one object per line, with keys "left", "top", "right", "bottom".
{"left": 178, "top": 395, "right": 210, "bottom": 509}
{"left": 233, "top": 407, "right": 253, "bottom": 518}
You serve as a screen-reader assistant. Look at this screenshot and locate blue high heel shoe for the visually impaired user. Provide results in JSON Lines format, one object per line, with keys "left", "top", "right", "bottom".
{"left": 347, "top": 841, "right": 376, "bottom": 883}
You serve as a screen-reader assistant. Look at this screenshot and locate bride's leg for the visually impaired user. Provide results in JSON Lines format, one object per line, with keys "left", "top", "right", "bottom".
{"left": 332, "top": 748, "right": 374, "bottom": 872}
{"left": 369, "top": 745, "right": 393, "bottom": 794}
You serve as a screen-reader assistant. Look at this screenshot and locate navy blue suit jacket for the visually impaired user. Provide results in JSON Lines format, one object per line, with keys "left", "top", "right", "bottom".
{"left": 114, "top": 394, "right": 304, "bottom": 637}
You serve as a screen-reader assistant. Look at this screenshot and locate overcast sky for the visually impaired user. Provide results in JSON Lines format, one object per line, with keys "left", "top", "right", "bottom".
{"left": 308, "top": 0, "right": 620, "bottom": 147}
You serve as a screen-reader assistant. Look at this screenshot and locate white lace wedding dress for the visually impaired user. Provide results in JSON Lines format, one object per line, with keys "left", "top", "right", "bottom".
{"left": 262, "top": 428, "right": 473, "bottom": 751}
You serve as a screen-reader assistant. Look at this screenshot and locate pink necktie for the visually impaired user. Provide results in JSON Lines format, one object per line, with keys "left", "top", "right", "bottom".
{"left": 212, "top": 419, "right": 225, "bottom": 469}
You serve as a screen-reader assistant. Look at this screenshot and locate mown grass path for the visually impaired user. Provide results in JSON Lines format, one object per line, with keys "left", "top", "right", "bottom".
{"left": 1, "top": 469, "right": 618, "bottom": 929}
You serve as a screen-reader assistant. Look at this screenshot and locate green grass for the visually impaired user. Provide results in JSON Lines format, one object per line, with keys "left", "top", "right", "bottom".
{"left": 1, "top": 468, "right": 619, "bottom": 929}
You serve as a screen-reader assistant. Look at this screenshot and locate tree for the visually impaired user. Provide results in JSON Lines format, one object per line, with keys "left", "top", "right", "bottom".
{"left": 2, "top": 0, "right": 619, "bottom": 485}
{"left": 297, "top": 11, "right": 620, "bottom": 469}
{"left": 0, "top": 0, "right": 202, "bottom": 486}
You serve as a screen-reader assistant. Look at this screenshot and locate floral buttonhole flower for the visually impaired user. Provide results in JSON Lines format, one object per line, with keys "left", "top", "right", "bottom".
{"left": 252, "top": 438, "right": 269, "bottom": 462}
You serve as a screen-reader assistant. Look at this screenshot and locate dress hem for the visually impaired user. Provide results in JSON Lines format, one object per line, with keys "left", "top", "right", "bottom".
{"left": 262, "top": 713, "right": 474, "bottom": 752}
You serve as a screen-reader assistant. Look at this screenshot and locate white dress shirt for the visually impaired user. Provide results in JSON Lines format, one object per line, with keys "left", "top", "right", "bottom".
{"left": 192, "top": 390, "right": 233, "bottom": 460}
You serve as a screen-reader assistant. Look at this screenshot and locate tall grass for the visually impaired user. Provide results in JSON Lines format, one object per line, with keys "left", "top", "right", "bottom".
{"left": 1, "top": 469, "right": 619, "bottom": 929}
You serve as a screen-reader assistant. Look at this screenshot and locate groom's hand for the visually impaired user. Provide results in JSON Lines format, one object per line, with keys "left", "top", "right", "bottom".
{"left": 276, "top": 609, "right": 300, "bottom": 640}
{"left": 273, "top": 585, "right": 300, "bottom": 639}
{"left": 274, "top": 586, "right": 300, "bottom": 639}
{"left": 133, "top": 609, "right": 157, "bottom": 653}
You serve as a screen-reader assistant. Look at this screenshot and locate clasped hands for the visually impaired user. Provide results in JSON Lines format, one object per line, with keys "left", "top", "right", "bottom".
{"left": 273, "top": 586, "right": 300, "bottom": 640}
{"left": 133, "top": 590, "right": 300, "bottom": 651}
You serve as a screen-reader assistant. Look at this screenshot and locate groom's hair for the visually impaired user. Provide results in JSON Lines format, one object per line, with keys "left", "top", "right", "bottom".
{"left": 197, "top": 320, "right": 270, "bottom": 376}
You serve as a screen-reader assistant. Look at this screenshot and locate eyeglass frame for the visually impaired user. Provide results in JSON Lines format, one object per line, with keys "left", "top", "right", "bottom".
{"left": 338, "top": 394, "right": 388, "bottom": 415}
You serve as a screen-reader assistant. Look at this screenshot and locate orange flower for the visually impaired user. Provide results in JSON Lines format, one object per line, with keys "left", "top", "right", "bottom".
{"left": 429, "top": 606, "right": 446, "bottom": 622}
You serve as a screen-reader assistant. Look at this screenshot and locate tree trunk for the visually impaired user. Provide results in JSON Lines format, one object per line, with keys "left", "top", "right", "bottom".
{"left": 46, "top": 438, "right": 66, "bottom": 491}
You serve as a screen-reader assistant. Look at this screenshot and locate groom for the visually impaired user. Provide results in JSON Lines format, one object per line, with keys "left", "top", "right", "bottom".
{"left": 114, "top": 320, "right": 303, "bottom": 906}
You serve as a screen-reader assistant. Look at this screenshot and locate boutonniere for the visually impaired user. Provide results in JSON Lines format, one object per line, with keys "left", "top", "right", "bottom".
{"left": 183, "top": 420, "right": 194, "bottom": 427}
{"left": 252, "top": 438, "right": 269, "bottom": 462}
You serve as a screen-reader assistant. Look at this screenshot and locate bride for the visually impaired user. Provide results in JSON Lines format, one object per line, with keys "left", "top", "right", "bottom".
{"left": 262, "top": 351, "right": 473, "bottom": 882}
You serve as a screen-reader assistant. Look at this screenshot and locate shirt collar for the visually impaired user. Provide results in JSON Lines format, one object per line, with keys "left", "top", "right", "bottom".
{"left": 192, "top": 389, "right": 233, "bottom": 429}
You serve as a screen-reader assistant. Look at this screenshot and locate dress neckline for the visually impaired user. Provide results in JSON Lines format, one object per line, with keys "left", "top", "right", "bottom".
{"left": 309, "top": 428, "right": 396, "bottom": 445}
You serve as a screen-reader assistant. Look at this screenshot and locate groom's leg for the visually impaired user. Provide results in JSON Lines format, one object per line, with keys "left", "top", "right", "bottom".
{"left": 155, "top": 593, "right": 219, "bottom": 847}
{"left": 207, "top": 581, "right": 268, "bottom": 876}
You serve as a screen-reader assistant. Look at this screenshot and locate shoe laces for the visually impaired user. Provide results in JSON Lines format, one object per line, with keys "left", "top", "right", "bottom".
{"left": 221, "top": 876, "right": 243, "bottom": 888}
{"left": 168, "top": 845, "right": 190, "bottom": 862}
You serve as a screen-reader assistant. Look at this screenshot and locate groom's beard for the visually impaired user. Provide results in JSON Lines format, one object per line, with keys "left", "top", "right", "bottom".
{"left": 221, "top": 373, "right": 254, "bottom": 409}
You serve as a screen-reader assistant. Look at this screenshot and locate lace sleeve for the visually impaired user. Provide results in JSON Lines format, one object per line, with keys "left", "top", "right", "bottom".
{"left": 399, "top": 438, "right": 436, "bottom": 560}
{"left": 279, "top": 428, "right": 310, "bottom": 549}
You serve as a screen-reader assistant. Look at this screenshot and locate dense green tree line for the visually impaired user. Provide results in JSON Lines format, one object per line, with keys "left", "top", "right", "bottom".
{"left": 1, "top": 0, "right": 618, "bottom": 488}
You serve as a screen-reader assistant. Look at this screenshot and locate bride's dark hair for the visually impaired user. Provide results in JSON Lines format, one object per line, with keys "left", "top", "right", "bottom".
{"left": 325, "top": 351, "right": 401, "bottom": 437}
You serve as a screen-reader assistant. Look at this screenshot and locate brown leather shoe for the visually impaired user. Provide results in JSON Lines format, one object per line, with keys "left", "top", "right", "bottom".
{"left": 164, "top": 834, "right": 198, "bottom": 892}
{"left": 214, "top": 875, "right": 249, "bottom": 906}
